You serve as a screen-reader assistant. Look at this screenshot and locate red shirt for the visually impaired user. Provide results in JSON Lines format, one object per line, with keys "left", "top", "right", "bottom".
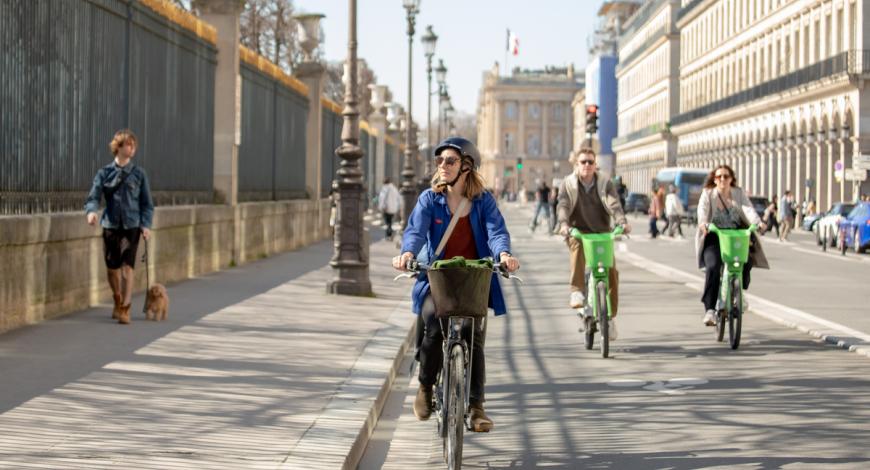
{"left": 443, "top": 216, "right": 478, "bottom": 260}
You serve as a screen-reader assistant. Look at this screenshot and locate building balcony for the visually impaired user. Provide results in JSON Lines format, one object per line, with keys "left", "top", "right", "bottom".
{"left": 613, "top": 121, "right": 670, "bottom": 147}
{"left": 672, "top": 50, "right": 870, "bottom": 127}
{"left": 616, "top": 25, "right": 668, "bottom": 75}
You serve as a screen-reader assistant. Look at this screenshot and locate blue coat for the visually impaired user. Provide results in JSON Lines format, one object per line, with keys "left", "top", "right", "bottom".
{"left": 401, "top": 189, "right": 512, "bottom": 315}
{"left": 84, "top": 162, "right": 154, "bottom": 230}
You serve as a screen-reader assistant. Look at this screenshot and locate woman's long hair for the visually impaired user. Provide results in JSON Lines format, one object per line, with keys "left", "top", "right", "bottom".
{"left": 704, "top": 164, "right": 738, "bottom": 189}
{"left": 430, "top": 158, "right": 487, "bottom": 200}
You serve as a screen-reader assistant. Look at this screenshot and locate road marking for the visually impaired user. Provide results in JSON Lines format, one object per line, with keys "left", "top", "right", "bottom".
{"left": 789, "top": 246, "right": 868, "bottom": 264}
{"left": 607, "top": 377, "right": 709, "bottom": 395}
{"left": 620, "top": 249, "right": 870, "bottom": 357}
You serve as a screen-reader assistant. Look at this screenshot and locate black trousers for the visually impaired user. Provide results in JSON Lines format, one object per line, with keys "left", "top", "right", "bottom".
{"left": 701, "top": 233, "right": 752, "bottom": 311}
{"left": 418, "top": 297, "right": 487, "bottom": 405}
{"left": 383, "top": 212, "right": 395, "bottom": 239}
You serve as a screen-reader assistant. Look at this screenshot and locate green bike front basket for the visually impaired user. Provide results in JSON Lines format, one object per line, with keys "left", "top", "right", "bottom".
{"left": 580, "top": 233, "right": 616, "bottom": 269}
{"left": 716, "top": 229, "right": 751, "bottom": 265}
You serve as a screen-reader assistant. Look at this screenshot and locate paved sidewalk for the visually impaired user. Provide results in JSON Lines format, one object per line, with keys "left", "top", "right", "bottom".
{"left": 0, "top": 226, "right": 413, "bottom": 469}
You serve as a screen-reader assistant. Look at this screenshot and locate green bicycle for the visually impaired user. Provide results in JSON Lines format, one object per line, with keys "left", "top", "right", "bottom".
{"left": 708, "top": 223, "right": 757, "bottom": 350}
{"left": 570, "top": 225, "right": 624, "bottom": 358}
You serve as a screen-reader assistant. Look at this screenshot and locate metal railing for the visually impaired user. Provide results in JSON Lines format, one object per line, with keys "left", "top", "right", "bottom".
{"left": 320, "top": 106, "right": 343, "bottom": 198}
{"left": 1, "top": 0, "right": 217, "bottom": 215}
{"left": 238, "top": 62, "right": 309, "bottom": 202}
{"left": 617, "top": 26, "right": 668, "bottom": 74}
{"left": 672, "top": 51, "right": 870, "bottom": 126}
{"left": 612, "top": 122, "right": 670, "bottom": 148}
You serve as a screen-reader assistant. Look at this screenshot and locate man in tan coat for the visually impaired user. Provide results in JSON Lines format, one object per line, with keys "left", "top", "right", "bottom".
{"left": 557, "top": 148, "right": 630, "bottom": 339}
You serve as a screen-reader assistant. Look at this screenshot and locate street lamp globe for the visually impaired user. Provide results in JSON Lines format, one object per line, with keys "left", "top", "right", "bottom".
{"left": 421, "top": 25, "right": 437, "bottom": 57}
{"left": 435, "top": 59, "right": 447, "bottom": 84}
{"left": 403, "top": 0, "right": 421, "bottom": 12}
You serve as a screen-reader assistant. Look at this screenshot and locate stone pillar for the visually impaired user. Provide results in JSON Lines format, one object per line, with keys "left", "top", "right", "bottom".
{"left": 196, "top": 0, "right": 243, "bottom": 206}
{"left": 295, "top": 62, "right": 326, "bottom": 200}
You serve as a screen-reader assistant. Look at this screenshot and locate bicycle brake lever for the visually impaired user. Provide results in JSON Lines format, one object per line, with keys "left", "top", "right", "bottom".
{"left": 509, "top": 274, "right": 524, "bottom": 284}
{"left": 393, "top": 272, "right": 417, "bottom": 281}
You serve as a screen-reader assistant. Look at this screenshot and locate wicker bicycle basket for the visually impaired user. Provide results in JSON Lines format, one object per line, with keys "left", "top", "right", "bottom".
{"left": 427, "top": 264, "right": 492, "bottom": 318}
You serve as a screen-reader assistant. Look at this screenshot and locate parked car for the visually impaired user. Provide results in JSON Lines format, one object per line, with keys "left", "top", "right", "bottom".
{"left": 625, "top": 192, "right": 651, "bottom": 215}
{"left": 838, "top": 202, "right": 870, "bottom": 254}
{"left": 802, "top": 211, "right": 823, "bottom": 231}
{"left": 815, "top": 202, "right": 856, "bottom": 249}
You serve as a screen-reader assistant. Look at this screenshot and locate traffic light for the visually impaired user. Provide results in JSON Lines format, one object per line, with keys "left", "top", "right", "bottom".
{"left": 516, "top": 157, "right": 523, "bottom": 170}
{"left": 585, "top": 104, "right": 599, "bottom": 134}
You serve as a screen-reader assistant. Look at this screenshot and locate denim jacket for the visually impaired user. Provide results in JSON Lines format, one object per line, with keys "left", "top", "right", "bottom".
{"left": 84, "top": 162, "right": 154, "bottom": 230}
{"left": 401, "top": 189, "right": 512, "bottom": 316}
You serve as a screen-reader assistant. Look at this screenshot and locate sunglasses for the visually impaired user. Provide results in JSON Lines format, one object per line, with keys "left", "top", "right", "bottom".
{"left": 714, "top": 173, "right": 732, "bottom": 180}
{"left": 578, "top": 159, "right": 595, "bottom": 166}
{"left": 435, "top": 155, "right": 460, "bottom": 167}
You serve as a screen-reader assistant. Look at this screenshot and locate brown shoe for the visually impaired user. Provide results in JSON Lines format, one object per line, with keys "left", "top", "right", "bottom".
{"left": 413, "top": 384, "right": 434, "bottom": 420}
{"left": 118, "top": 304, "right": 131, "bottom": 325}
{"left": 469, "top": 402, "right": 493, "bottom": 432}
{"left": 112, "top": 294, "right": 122, "bottom": 320}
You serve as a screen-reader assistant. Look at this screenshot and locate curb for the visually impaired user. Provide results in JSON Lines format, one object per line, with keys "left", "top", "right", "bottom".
{"left": 279, "top": 300, "right": 416, "bottom": 470}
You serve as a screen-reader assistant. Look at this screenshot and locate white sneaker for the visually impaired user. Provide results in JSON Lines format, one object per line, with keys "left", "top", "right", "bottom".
{"left": 570, "top": 291, "right": 585, "bottom": 309}
{"left": 608, "top": 319, "right": 618, "bottom": 341}
{"left": 703, "top": 310, "right": 718, "bottom": 326}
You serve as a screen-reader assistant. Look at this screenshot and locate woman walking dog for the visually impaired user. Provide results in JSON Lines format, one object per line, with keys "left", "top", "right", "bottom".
{"left": 85, "top": 129, "right": 154, "bottom": 324}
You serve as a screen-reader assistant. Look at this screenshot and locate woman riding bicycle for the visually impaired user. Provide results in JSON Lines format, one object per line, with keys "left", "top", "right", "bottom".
{"left": 392, "top": 137, "right": 520, "bottom": 433}
{"left": 696, "top": 164, "right": 770, "bottom": 326}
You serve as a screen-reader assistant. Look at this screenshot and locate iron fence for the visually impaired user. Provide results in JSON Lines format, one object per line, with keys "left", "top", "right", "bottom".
{"left": 238, "top": 62, "right": 308, "bottom": 201}
{"left": 0, "top": 0, "right": 217, "bottom": 215}
{"left": 320, "top": 105, "right": 342, "bottom": 198}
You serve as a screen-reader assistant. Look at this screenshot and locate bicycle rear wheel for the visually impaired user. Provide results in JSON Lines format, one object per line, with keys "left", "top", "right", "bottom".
{"left": 728, "top": 276, "right": 742, "bottom": 350}
{"left": 597, "top": 281, "right": 609, "bottom": 358}
{"left": 444, "top": 344, "right": 465, "bottom": 470}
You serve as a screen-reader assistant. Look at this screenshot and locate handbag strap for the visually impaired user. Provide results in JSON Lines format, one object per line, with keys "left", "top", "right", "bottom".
{"left": 434, "top": 197, "right": 468, "bottom": 259}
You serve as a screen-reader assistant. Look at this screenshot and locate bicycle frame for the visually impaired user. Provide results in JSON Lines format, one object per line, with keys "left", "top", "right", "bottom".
{"left": 708, "top": 223, "right": 757, "bottom": 348}
{"left": 570, "top": 226, "right": 624, "bottom": 321}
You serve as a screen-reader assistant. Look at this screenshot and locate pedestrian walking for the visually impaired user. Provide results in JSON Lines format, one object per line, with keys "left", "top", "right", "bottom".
{"left": 779, "top": 190, "right": 796, "bottom": 241}
{"left": 763, "top": 196, "right": 780, "bottom": 237}
{"left": 377, "top": 177, "right": 401, "bottom": 240}
{"left": 665, "top": 185, "right": 685, "bottom": 237}
{"left": 649, "top": 187, "right": 664, "bottom": 238}
{"left": 528, "top": 181, "right": 551, "bottom": 232}
{"left": 84, "top": 129, "right": 154, "bottom": 325}
{"left": 696, "top": 164, "right": 769, "bottom": 326}
{"left": 549, "top": 185, "right": 560, "bottom": 234}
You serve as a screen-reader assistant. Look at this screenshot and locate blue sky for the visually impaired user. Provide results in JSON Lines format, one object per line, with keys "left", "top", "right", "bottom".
{"left": 294, "top": 0, "right": 605, "bottom": 124}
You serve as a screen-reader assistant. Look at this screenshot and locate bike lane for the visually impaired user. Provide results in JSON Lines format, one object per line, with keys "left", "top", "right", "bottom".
{"left": 365, "top": 203, "right": 870, "bottom": 469}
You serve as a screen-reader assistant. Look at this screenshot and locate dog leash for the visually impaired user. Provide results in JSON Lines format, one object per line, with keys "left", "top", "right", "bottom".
{"left": 142, "top": 234, "right": 150, "bottom": 314}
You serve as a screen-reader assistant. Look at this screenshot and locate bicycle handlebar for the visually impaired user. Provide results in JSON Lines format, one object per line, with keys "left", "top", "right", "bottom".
{"left": 393, "top": 258, "right": 523, "bottom": 283}
{"left": 707, "top": 223, "right": 758, "bottom": 234}
{"left": 570, "top": 225, "right": 626, "bottom": 240}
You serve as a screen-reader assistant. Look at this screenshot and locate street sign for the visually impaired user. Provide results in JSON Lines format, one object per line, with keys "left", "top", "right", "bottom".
{"left": 845, "top": 168, "right": 868, "bottom": 181}
{"left": 856, "top": 155, "right": 870, "bottom": 170}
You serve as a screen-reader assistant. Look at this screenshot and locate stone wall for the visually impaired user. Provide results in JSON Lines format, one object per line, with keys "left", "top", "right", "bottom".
{"left": 0, "top": 199, "right": 331, "bottom": 334}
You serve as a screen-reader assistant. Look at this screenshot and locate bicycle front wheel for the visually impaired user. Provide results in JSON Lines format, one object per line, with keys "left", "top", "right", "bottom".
{"left": 597, "top": 281, "right": 609, "bottom": 358}
{"left": 728, "top": 276, "right": 742, "bottom": 350}
{"left": 444, "top": 344, "right": 465, "bottom": 470}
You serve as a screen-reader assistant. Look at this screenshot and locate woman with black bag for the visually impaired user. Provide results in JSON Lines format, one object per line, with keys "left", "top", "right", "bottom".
{"left": 392, "top": 137, "right": 519, "bottom": 432}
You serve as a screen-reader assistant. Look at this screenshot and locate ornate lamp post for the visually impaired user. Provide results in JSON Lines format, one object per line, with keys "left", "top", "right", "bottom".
{"left": 328, "top": 0, "right": 371, "bottom": 296}
{"left": 435, "top": 59, "right": 447, "bottom": 141}
{"left": 400, "top": 0, "right": 421, "bottom": 230}
{"left": 421, "top": 26, "right": 438, "bottom": 183}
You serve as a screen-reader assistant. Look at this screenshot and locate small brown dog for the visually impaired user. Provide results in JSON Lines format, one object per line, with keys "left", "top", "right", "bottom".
{"left": 144, "top": 284, "right": 169, "bottom": 321}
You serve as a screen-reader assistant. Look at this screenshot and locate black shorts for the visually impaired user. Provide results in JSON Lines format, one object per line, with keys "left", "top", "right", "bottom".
{"left": 102, "top": 228, "right": 141, "bottom": 269}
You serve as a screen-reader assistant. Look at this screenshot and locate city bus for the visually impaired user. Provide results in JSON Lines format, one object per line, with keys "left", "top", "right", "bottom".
{"left": 653, "top": 167, "right": 710, "bottom": 223}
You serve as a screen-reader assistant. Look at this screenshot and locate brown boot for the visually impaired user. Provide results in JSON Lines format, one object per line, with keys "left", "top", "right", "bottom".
{"left": 413, "top": 384, "right": 434, "bottom": 420}
{"left": 117, "top": 304, "right": 131, "bottom": 325}
{"left": 469, "top": 402, "right": 493, "bottom": 432}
